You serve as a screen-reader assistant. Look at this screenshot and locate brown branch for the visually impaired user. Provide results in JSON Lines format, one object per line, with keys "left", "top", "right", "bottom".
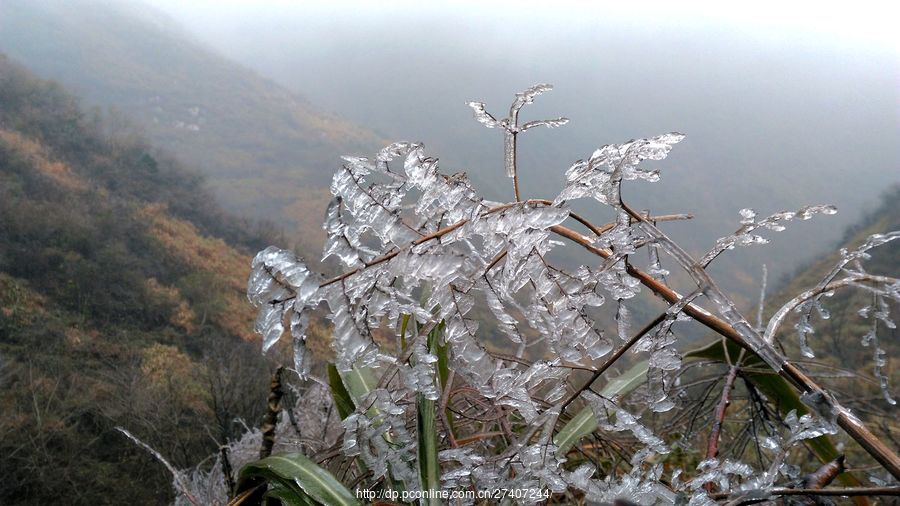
{"left": 548, "top": 222, "right": 900, "bottom": 479}
{"left": 455, "top": 431, "right": 505, "bottom": 446}
{"left": 711, "top": 485, "right": 900, "bottom": 502}
{"left": 259, "top": 366, "right": 284, "bottom": 459}
{"left": 704, "top": 349, "right": 745, "bottom": 493}
{"left": 803, "top": 455, "right": 846, "bottom": 489}
{"left": 706, "top": 349, "right": 746, "bottom": 466}
{"left": 318, "top": 200, "right": 529, "bottom": 288}
{"left": 560, "top": 312, "right": 667, "bottom": 414}
{"left": 319, "top": 200, "right": 690, "bottom": 289}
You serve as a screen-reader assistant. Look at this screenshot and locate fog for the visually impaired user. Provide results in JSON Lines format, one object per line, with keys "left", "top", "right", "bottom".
{"left": 3, "top": 0, "right": 895, "bottom": 293}
{"left": 143, "top": 0, "right": 899, "bottom": 291}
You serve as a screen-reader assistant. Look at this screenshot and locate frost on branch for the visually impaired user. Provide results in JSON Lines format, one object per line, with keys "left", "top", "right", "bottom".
{"left": 467, "top": 84, "right": 569, "bottom": 178}
{"left": 233, "top": 84, "right": 900, "bottom": 504}
{"left": 247, "top": 246, "right": 320, "bottom": 377}
{"left": 765, "top": 231, "right": 900, "bottom": 404}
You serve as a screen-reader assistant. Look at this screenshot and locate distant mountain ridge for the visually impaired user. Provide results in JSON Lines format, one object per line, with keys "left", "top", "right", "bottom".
{"left": 0, "top": 54, "right": 275, "bottom": 505}
{"left": 3, "top": 0, "right": 897, "bottom": 302}
{"left": 0, "top": 0, "right": 384, "bottom": 254}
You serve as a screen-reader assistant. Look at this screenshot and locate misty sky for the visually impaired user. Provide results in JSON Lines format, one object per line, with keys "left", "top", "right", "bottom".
{"left": 4, "top": 0, "right": 890, "bottom": 296}
{"left": 136, "top": 0, "right": 898, "bottom": 286}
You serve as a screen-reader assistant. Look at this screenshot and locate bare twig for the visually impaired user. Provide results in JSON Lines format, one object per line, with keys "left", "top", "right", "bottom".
{"left": 560, "top": 312, "right": 666, "bottom": 414}
{"left": 802, "top": 455, "right": 846, "bottom": 489}
{"left": 711, "top": 485, "right": 900, "bottom": 502}
{"left": 706, "top": 357, "right": 742, "bottom": 461}
{"left": 116, "top": 427, "right": 202, "bottom": 506}
{"left": 548, "top": 220, "right": 900, "bottom": 479}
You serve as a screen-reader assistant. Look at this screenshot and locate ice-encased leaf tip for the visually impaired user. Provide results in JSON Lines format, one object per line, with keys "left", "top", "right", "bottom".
{"left": 465, "top": 101, "right": 501, "bottom": 128}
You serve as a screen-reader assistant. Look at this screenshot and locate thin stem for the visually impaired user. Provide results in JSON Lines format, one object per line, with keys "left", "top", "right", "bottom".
{"left": 439, "top": 370, "right": 458, "bottom": 448}
{"left": 704, "top": 349, "right": 746, "bottom": 492}
{"left": 711, "top": 486, "right": 900, "bottom": 501}
{"left": 512, "top": 132, "right": 521, "bottom": 201}
{"left": 548, "top": 222, "right": 900, "bottom": 479}
{"left": 559, "top": 312, "right": 667, "bottom": 414}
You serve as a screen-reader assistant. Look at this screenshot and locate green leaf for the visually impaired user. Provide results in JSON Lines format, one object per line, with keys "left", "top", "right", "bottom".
{"left": 684, "top": 340, "right": 866, "bottom": 495}
{"left": 554, "top": 361, "right": 649, "bottom": 456}
{"left": 400, "top": 313, "right": 411, "bottom": 353}
{"left": 264, "top": 482, "right": 316, "bottom": 506}
{"left": 327, "top": 364, "right": 355, "bottom": 420}
{"left": 341, "top": 366, "right": 379, "bottom": 417}
{"left": 428, "top": 321, "right": 450, "bottom": 390}
{"left": 417, "top": 393, "right": 441, "bottom": 505}
{"left": 426, "top": 320, "right": 455, "bottom": 436}
{"left": 236, "top": 453, "right": 360, "bottom": 506}
{"left": 598, "top": 361, "right": 651, "bottom": 398}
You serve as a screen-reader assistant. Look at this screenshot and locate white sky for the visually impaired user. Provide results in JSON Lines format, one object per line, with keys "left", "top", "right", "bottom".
{"left": 146, "top": 0, "right": 899, "bottom": 53}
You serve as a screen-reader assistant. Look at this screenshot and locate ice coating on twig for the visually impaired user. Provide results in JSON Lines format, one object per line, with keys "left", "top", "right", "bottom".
{"left": 700, "top": 205, "right": 837, "bottom": 267}
{"left": 247, "top": 246, "right": 321, "bottom": 376}
{"left": 763, "top": 231, "right": 899, "bottom": 403}
{"left": 229, "top": 86, "right": 900, "bottom": 503}
{"left": 467, "top": 84, "right": 569, "bottom": 178}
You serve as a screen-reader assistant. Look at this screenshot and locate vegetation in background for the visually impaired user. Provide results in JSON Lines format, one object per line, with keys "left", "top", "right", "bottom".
{"left": 0, "top": 55, "right": 284, "bottom": 505}
{"left": 0, "top": 0, "right": 383, "bottom": 256}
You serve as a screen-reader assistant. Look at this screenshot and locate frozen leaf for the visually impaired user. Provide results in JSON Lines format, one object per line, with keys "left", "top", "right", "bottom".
{"left": 465, "top": 101, "right": 501, "bottom": 128}
{"left": 520, "top": 117, "right": 570, "bottom": 130}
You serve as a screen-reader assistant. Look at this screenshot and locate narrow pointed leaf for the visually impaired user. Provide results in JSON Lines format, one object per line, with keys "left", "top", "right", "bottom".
{"left": 236, "top": 453, "right": 360, "bottom": 506}
{"left": 327, "top": 364, "right": 355, "bottom": 420}
{"left": 684, "top": 340, "right": 867, "bottom": 500}
{"left": 264, "top": 483, "right": 317, "bottom": 506}
{"left": 342, "top": 366, "right": 378, "bottom": 407}
{"left": 417, "top": 393, "right": 441, "bottom": 505}
{"left": 554, "top": 361, "right": 650, "bottom": 456}
{"left": 400, "top": 313, "right": 412, "bottom": 353}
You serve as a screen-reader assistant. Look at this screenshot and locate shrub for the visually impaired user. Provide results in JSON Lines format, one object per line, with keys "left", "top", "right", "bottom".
{"left": 153, "top": 85, "right": 899, "bottom": 505}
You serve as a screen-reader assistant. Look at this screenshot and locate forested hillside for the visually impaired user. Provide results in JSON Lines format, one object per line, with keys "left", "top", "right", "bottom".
{"left": 0, "top": 0, "right": 383, "bottom": 255}
{"left": 0, "top": 55, "right": 284, "bottom": 505}
{"left": 769, "top": 185, "right": 899, "bottom": 409}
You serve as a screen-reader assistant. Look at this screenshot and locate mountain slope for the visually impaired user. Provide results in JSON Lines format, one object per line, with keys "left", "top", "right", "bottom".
{"left": 0, "top": 55, "right": 279, "bottom": 505}
{"left": 762, "top": 186, "right": 900, "bottom": 465}
{"left": 0, "top": 0, "right": 384, "bottom": 254}
{"left": 770, "top": 185, "right": 900, "bottom": 369}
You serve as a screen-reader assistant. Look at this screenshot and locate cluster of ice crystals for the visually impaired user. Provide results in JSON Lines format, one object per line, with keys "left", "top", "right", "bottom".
{"left": 554, "top": 133, "right": 684, "bottom": 206}
{"left": 467, "top": 84, "right": 569, "bottom": 178}
{"left": 701, "top": 204, "right": 837, "bottom": 266}
{"left": 439, "top": 447, "right": 485, "bottom": 490}
{"left": 342, "top": 388, "right": 418, "bottom": 485}
{"left": 565, "top": 461, "right": 675, "bottom": 505}
{"left": 585, "top": 392, "right": 668, "bottom": 455}
{"left": 764, "top": 231, "right": 899, "bottom": 402}
{"left": 237, "top": 85, "right": 900, "bottom": 503}
{"left": 399, "top": 335, "right": 440, "bottom": 401}
{"left": 785, "top": 408, "right": 837, "bottom": 442}
{"left": 684, "top": 459, "right": 754, "bottom": 497}
{"left": 247, "top": 246, "right": 321, "bottom": 376}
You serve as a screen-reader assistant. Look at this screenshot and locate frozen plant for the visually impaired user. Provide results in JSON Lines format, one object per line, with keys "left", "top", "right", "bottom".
{"left": 161, "top": 84, "right": 900, "bottom": 505}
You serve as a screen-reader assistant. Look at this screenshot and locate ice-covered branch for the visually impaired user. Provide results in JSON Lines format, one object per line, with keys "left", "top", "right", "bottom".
{"left": 234, "top": 84, "right": 900, "bottom": 504}
{"left": 467, "top": 84, "right": 569, "bottom": 200}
